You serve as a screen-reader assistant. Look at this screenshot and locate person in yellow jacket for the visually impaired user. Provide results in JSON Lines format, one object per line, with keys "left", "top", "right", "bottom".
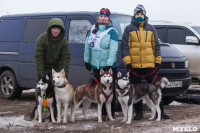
{"left": 121, "top": 4, "right": 170, "bottom": 120}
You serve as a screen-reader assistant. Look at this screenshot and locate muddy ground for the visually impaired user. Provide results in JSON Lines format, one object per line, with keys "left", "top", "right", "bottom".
{"left": 0, "top": 89, "right": 200, "bottom": 133}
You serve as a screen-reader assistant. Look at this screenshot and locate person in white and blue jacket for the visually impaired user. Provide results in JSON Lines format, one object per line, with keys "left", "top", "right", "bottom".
{"left": 84, "top": 8, "right": 118, "bottom": 121}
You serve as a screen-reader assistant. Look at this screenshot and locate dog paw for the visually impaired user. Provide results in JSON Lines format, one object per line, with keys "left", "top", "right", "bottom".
{"left": 110, "top": 118, "right": 116, "bottom": 121}
{"left": 63, "top": 120, "right": 67, "bottom": 124}
{"left": 126, "top": 121, "right": 131, "bottom": 124}
{"left": 71, "top": 120, "right": 75, "bottom": 123}
{"left": 98, "top": 120, "right": 102, "bottom": 123}
{"left": 156, "top": 119, "right": 160, "bottom": 121}
{"left": 57, "top": 120, "right": 61, "bottom": 123}
{"left": 149, "top": 117, "right": 154, "bottom": 120}
{"left": 121, "top": 119, "right": 126, "bottom": 123}
{"left": 38, "top": 121, "right": 42, "bottom": 124}
{"left": 52, "top": 120, "right": 56, "bottom": 123}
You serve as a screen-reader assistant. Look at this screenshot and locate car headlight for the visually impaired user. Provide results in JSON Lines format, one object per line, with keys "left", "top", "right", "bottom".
{"left": 185, "top": 60, "right": 189, "bottom": 68}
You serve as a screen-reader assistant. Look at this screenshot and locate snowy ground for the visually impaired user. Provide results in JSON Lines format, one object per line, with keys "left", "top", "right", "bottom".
{"left": 0, "top": 89, "right": 200, "bottom": 133}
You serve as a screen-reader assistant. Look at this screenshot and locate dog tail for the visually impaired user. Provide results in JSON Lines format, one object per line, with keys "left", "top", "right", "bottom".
{"left": 160, "top": 77, "right": 169, "bottom": 89}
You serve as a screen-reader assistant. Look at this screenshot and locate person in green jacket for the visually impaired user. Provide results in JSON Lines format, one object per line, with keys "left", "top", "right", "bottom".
{"left": 35, "top": 18, "right": 70, "bottom": 80}
{"left": 25, "top": 18, "right": 70, "bottom": 121}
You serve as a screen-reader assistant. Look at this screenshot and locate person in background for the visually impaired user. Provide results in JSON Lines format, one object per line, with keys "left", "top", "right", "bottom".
{"left": 121, "top": 4, "right": 170, "bottom": 120}
{"left": 84, "top": 8, "right": 118, "bottom": 121}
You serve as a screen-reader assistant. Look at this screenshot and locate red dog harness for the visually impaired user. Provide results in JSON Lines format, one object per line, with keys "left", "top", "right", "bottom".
{"left": 90, "top": 78, "right": 99, "bottom": 95}
{"left": 100, "top": 87, "right": 112, "bottom": 102}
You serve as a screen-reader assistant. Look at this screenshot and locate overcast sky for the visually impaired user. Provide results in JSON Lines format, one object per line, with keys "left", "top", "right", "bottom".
{"left": 1, "top": 0, "right": 200, "bottom": 25}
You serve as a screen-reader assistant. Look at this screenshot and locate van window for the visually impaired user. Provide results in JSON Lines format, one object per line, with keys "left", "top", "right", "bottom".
{"left": 155, "top": 27, "right": 165, "bottom": 42}
{"left": 23, "top": 18, "right": 64, "bottom": 43}
{"left": 110, "top": 15, "right": 131, "bottom": 40}
{"left": 0, "top": 18, "right": 24, "bottom": 42}
{"left": 68, "top": 20, "right": 92, "bottom": 43}
{"left": 167, "top": 27, "right": 194, "bottom": 44}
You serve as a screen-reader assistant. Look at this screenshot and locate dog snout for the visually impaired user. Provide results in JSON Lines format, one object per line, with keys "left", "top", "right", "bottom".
{"left": 127, "top": 82, "right": 130, "bottom": 86}
{"left": 107, "top": 79, "right": 109, "bottom": 83}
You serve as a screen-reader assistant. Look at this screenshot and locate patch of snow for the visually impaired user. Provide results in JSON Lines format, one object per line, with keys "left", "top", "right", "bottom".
{"left": 0, "top": 115, "right": 35, "bottom": 128}
{"left": 23, "top": 88, "right": 35, "bottom": 93}
{"left": 83, "top": 123, "right": 98, "bottom": 130}
{"left": 169, "top": 101, "right": 183, "bottom": 106}
{"left": 0, "top": 111, "right": 13, "bottom": 115}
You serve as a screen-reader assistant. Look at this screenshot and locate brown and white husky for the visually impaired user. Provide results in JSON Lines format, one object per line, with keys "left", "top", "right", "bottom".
{"left": 71, "top": 68, "right": 115, "bottom": 123}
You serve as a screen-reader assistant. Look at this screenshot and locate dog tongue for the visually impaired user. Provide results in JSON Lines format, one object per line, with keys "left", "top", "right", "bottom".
{"left": 105, "top": 81, "right": 110, "bottom": 85}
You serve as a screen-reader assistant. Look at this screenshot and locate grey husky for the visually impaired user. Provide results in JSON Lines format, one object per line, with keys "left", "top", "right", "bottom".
{"left": 116, "top": 71, "right": 169, "bottom": 124}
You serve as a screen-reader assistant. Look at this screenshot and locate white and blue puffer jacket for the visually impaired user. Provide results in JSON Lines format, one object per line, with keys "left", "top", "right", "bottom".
{"left": 84, "top": 23, "right": 118, "bottom": 69}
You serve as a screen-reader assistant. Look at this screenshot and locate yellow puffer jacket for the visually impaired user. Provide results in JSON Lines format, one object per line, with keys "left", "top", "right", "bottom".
{"left": 121, "top": 17, "right": 161, "bottom": 68}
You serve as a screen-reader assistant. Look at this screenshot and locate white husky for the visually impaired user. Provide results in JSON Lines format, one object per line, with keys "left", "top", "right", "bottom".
{"left": 52, "top": 69, "right": 74, "bottom": 123}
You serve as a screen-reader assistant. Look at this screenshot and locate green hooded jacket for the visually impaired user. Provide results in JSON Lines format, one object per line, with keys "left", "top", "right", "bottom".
{"left": 34, "top": 18, "right": 70, "bottom": 80}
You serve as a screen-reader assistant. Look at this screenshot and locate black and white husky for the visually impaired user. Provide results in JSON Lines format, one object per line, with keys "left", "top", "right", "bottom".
{"left": 34, "top": 75, "right": 56, "bottom": 123}
{"left": 116, "top": 71, "right": 169, "bottom": 124}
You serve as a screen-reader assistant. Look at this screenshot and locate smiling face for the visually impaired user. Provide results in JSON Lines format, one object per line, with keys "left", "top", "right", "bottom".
{"left": 98, "top": 15, "right": 109, "bottom": 23}
{"left": 51, "top": 27, "right": 61, "bottom": 38}
{"left": 100, "top": 69, "right": 113, "bottom": 86}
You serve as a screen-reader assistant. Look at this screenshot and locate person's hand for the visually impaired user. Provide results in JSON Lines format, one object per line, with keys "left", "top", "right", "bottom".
{"left": 85, "top": 62, "right": 92, "bottom": 71}
{"left": 126, "top": 64, "right": 132, "bottom": 71}
{"left": 155, "top": 63, "right": 160, "bottom": 71}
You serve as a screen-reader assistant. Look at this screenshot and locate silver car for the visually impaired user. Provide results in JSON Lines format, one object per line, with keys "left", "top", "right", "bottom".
{"left": 151, "top": 21, "right": 200, "bottom": 80}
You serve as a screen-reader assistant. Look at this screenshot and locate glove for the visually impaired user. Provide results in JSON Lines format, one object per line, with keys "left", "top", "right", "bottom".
{"left": 155, "top": 63, "right": 160, "bottom": 71}
{"left": 85, "top": 62, "right": 92, "bottom": 71}
{"left": 126, "top": 64, "right": 132, "bottom": 71}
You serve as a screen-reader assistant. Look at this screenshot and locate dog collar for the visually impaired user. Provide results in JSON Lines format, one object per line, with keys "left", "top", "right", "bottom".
{"left": 56, "top": 84, "right": 66, "bottom": 88}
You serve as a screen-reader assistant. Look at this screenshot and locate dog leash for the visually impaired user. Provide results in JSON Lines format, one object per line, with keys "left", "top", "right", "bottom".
{"left": 129, "top": 66, "right": 158, "bottom": 84}
{"left": 129, "top": 66, "right": 158, "bottom": 77}
{"left": 89, "top": 70, "right": 99, "bottom": 95}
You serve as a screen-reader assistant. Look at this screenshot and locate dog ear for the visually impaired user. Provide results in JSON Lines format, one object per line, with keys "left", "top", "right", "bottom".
{"left": 52, "top": 69, "right": 55, "bottom": 75}
{"left": 126, "top": 72, "right": 130, "bottom": 77}
{"left": 100, "top": 69, "right": 104, "bottom": 75}
{"left": 108, "top": 68, "right": 113, "bottom": 75}
{"left": 45, "top": 75, "right": 49, "bottom": 80}
{"left": 61, "top": 69, "right": 65, "bottom": 76}
{"left": 117, "top": 71, "right": 122, "bottom": 78}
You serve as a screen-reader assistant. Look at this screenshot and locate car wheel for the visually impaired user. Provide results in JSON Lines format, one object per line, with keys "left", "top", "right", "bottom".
{"left": 0, "top": 71, "right": 21, "bottom": 99}
{"left": 163, "top": 96, "right": 176, "bottom": 105}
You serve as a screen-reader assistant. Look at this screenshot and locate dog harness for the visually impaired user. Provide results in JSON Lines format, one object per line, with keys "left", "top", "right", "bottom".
{"left": 116, "top": 87, "right": 129, "bottom": 97}
{"left": 100, "top": 87, "right": 112, "bottom": 102}
{"left": 89, "top": 78, "right": 99, "bottom": 95}
{"left": 36, "top": 92, "right": 51, "bottom": 111}
{"left": 43, "top": 93, "right": 51, "bottom": 111}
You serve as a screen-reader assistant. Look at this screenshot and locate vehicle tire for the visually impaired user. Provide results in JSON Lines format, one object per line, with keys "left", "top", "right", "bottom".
{"left": 0, "top": 71, "right": 21, "bottom": 99}
{"left": 163, "top": 96, "right": 176, "bottom": 105}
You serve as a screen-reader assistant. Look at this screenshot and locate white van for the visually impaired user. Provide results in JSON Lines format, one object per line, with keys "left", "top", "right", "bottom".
{"left": 151, "top": 21, "right": 200, "bottom": 80}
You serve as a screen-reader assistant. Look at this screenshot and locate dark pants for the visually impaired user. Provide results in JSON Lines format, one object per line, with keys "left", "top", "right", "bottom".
{"left": 129, "top": 68, "right": 158, "bottom": 114}
{"left": 93, "top": 68, "right": 116, "bottom": 117}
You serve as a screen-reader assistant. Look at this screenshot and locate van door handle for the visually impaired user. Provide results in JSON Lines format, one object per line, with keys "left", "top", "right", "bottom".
{"left": 0, "top": 52, "right": 19, "bottom": 55}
